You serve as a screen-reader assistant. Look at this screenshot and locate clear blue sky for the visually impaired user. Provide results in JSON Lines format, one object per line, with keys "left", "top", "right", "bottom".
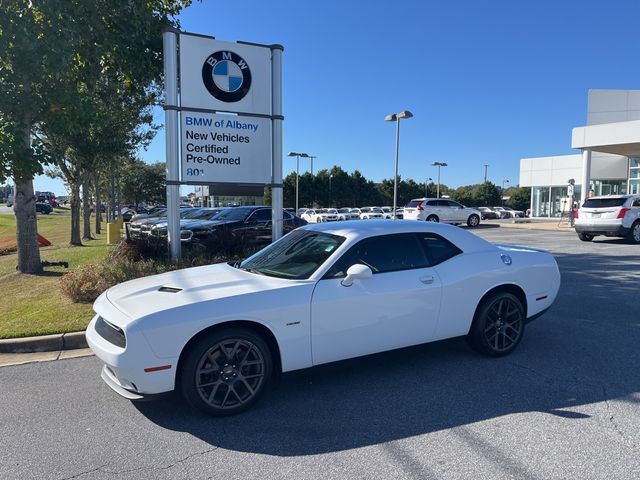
{"left": 34, "top": 0, "right": 640, "bottom": 195}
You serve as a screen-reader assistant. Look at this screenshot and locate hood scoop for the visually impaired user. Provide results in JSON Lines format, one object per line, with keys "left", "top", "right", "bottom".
{"left": 158, "top": 286, "right": 182, "bottom": 293}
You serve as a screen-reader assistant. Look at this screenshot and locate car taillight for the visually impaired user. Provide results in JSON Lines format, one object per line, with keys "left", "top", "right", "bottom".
{"left": 617, "top": 208, "right": 630, "bottom": 219}
{"left": 417, "top": 203, "right": 424, "bottom": 211}
{"left": 574, "top": 209, "right": 578, "bottom": 218}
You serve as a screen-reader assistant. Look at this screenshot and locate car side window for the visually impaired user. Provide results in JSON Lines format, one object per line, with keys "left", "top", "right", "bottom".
{"left": 248, "top": 209, "right": 271, "bottom": 222}
{"left": 283, "top": 211, "right": 294, "bottom": 220}
{"left": 633, "top": 198, "right": 640, "bottom": 207}
{"left": 426, "top": 201, "right": 438, "bottom": 206}
{"left": 416, "top": 232, "right": 463, "bottom": 266}
{"left": 324, "top": 234, "right": 429, "bottom": 278}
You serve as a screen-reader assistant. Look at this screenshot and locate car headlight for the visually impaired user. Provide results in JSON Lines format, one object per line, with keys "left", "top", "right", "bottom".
{"left": 180, "top": 230, "right": 193, "bottom": 241}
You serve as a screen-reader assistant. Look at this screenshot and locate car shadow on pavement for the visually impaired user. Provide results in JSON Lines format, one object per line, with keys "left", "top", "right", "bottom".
{"left": 135, "top": 250, "right": 640, "bottom": 456}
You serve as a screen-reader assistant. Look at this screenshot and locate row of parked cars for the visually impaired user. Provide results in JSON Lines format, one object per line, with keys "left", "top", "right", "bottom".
{"left": 297, "top": 207, "right": 399, "bottom": 223}
{"left": 127, "top": 205, "right": 307, "bottom": 250}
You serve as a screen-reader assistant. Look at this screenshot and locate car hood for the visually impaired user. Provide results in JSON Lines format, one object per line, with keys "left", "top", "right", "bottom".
{"left": 148, "top": 219, "right": 216, "bottom": 230}
{"left": 102, "top": 263, "right": 299, "bottom": 325}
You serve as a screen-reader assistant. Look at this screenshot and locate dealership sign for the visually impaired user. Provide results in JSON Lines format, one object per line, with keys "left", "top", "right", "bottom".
{"left": 163, "top": 29, "right": 283, "bottom": 258}
{"left": 179, "top": 35, "right": 272, "bottom": 115}
{"left": 181, "top": 113, "right": 271, "bottom": 184}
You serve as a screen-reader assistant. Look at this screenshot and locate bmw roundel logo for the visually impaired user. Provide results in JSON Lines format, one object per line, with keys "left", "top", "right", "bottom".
{"left": 202, "top": 51, "right": 252, "bottom": 103}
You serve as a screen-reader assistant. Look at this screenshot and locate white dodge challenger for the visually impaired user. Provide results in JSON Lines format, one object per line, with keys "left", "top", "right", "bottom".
{"left": 87, "top": 221, "right": 560, "bottom": 415}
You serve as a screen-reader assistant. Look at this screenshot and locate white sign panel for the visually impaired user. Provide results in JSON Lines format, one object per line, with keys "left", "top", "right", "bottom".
{"left": 180, "top": 35, "right": 272, "bottom": 115}
{"left": 181, "top": 112, "right": 271, "bottom": 184}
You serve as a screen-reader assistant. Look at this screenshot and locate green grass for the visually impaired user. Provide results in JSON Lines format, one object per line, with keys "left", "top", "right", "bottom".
{"left": 0, "top": 209, "right": 114, "bottom": 338}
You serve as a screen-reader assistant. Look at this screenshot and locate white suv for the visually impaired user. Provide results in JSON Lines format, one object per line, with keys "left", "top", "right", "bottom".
{"left": 404, "top": 198, "right": 481, "bottom": 227}
{"left": 575, "top": 195, "right": 640, "bottom": 243}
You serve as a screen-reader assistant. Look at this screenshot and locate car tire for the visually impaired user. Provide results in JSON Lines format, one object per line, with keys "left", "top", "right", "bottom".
{"left": 467, "top": 292, "right": 525, "bottom": 357}
{"left": 426, "top": 215, "right": 439, "bottom": 222}
{"left": 578, "top": 233, "right": 594, "bottom": 242}
{"left": 627, "top": 221, "right": 640, "bottom": 245}
{"left": 467, "top": 214, "right": 480, "bottom": 228}
{"left": 316, "top": 217, "right": 322, "bottom": 223}
{"left": 180, "top": 327, "right": 273, "bottom": 416}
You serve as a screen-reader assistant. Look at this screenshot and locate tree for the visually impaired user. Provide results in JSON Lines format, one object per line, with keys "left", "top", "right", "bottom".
{"left": 472, "top": 182, "right": 501, "bottom": 207}
{"left": 508, "top": 187, "right": 531, "bottom": 212}
{"left": 0, "top": 1, "right": 75, "bottom": 272}
{"left": 121, "top": 159, "right": 166, "bottom": 206}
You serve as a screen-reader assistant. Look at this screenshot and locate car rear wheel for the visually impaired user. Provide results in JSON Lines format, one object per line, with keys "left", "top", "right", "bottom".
{"left": 426, "top": 215, "right": 439, "bottom": 222}
{"left": 578, "top": 233, "right": 594, "bottom": 242}
{"left": 467, "top": 292, "right": 525, "bottom": 357}
{"left": 467, "top": 214, "right": 480, "bottom": 227}
{"left": 628, "top": 221, "right": 640, "bottom": 245}
{"left": 180, "top": 327, "right": 273, "bottom": 416}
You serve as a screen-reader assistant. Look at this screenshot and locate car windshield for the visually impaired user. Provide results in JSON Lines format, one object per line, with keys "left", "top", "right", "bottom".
{"left": 182, "top": 209, "right": 205, "bottom": 219}
{"left": 239, "top": 230, "right": 345, "bottom": 279}
{"left": 406, "top": 200, "right": 422, "bottom": 207}
{"left": 338, "top": 208, "right": 350, "bottom": 213}
{"left": 582, "top": 198, "right": 627, "bottom": 208}
{"left": 212, "top": 207, "right": 252, "bottom": 221}
{"left": 187, "top": 209, "right": 222, "bottom": 220}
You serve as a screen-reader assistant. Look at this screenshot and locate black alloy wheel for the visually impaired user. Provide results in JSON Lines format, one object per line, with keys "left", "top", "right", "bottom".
{"left": 468, "top": 292, "right": 525, "bottom": 357}
{"left": 180, "top": 328, "right": 273, "bottom": 416}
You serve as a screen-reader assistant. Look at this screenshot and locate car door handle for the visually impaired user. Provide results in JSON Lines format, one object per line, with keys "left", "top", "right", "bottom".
{"left": 420, "top": 275, "right": 435, "bottom": 284}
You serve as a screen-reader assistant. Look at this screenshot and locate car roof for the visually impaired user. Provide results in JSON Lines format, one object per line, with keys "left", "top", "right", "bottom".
{"left": 587, "top": 194, "right": 634, "bottom": 200}
{"left": 301, "top": 220, "right": 493, "bottom": 252}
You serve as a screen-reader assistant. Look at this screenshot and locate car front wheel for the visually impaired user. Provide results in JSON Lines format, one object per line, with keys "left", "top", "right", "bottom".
{"left": 467, "top": 214, "right": 480, "bottom": 227}
{"left": 426, "top": 215, "right": 439, "bottom": 222}
{"left": 180, "top": 327, "right": 273, "bottom": 416}
{"left": 467, "top": 292, "right": 525, "bottom": 357}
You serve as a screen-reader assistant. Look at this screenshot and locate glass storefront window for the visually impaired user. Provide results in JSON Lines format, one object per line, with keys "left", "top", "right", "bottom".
{"left": 532, "top": 186, "right": 550, "bottom": 217}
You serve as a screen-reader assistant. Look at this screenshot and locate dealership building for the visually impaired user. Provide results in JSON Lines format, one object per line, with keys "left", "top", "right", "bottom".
{"left": 519, "top": 89, "right": 640, "bottom": 217}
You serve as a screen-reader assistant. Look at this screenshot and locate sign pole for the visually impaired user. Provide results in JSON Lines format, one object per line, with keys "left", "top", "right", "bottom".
{"left": 271, "top": 45, "right": 284, "bottom": 241}
{"left": 163, "top": 27, "right": 181, "bottom": 260}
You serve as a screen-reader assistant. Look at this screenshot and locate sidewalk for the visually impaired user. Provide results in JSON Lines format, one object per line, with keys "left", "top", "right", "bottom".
{"left": 0, "top": 348, "right": 93, "bottom": 367}
{"left": 488, "top": 219, "right": 576, "bottom": 232}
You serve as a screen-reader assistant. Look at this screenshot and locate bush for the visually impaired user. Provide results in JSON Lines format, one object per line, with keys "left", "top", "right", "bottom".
{"left": 60, "top": 240, "right": 244, "bottom": 303}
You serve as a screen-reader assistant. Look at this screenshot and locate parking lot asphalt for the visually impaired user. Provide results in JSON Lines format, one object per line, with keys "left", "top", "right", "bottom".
{"left": 1, "top": 227, "right": 639, "bottom": 480}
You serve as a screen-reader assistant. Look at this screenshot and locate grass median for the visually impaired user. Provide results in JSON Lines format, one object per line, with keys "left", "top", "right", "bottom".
{"left": 0, "top": 208, "right": 114, "bottom": 339}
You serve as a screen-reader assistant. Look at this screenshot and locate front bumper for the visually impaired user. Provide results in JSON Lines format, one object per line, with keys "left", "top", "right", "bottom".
{"left": 86, "top": 313, "right": 178, "bottom": 397}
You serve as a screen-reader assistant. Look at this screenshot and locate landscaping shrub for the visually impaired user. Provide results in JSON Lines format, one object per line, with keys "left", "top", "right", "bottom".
{"left": 60, "top": 240, "right": 251, "bottom": 303}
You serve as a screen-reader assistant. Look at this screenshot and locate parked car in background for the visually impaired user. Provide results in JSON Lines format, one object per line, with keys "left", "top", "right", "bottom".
{"left": 296, "top": 208, "right": 309, "bottom": 217}
{"left": 394, "top": 208, "right": 404, "bottom": 220}
{"left": 502, "top": 207, "right": 524, "bottom": 218}
{"left": 380, "top": 207, "right": 394, "bottom": 219}
{"left": 491, "top": 207, "right": 511, "bottom": 219}
{"left": 301, "top": 209, "right": 339, "bottom": 223}
{"left": 35, "top": 202, "right": 53, "bottom": 215}
{"left": 404, "top": 198, "right": 481, "bottom": 227}
{"left": 36, "top": 191, "right": 58, "bottom": 208}
{"left": 477, "top": 207, "right": 500, "bottom": 220}
{"left": 575, "top": 194, "right": 640, "bottom": 243}
{"left": 87, "top": 220, "right": 560, "bottom": 415}
{"left": 359, "top": 207, "right": 385, "bottom": 220}
{"left": 148, "top": 208, "right": 228, "bottom": 242}
{"left": 336, "top": 207, "right": 360, "bottom": 221}
{"left": 129, "top": 207, "right": 167, "bottom": 223}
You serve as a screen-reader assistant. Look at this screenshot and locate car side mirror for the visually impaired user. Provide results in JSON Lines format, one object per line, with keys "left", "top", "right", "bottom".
{"left": 341, "top": 264, "right": 373, "bottom": 287}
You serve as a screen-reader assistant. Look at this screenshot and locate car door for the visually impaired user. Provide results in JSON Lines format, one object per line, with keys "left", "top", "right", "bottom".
{"left": 446, "top": 200, "right": 466, "bottom": 222}
{"left": 243, "top": 208, "right": 272, "bottom": 244}
{"left": 311, "top": 233, "right": 443, "bottom": 365}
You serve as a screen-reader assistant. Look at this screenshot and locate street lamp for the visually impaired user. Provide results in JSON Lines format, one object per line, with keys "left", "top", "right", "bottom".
{"left": 288, "top": 152, "right": 309, "bottom": 212}
{"left": 483, "top": 164, "right": 490, "bottom": 183}
{"left": 432, "top": 162, "right": 448, "bottom": 198}
{"left": 501, "top": 179, "right": 510, "bottom": 206}
{"left": 385, "top": 110, "right": 413, "bottom": 220}
{"left": 288, "top": 151, "right": 312, "bottom": 210}
{"left": 425, "top": 177, "right": 432, "bottom": 197}
{"left": 329, "top": 174, "right": 334, "bottom": 207}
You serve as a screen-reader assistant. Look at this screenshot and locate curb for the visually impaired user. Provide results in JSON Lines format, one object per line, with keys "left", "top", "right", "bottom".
{"left": 0, "top": 331, "right": 88, "bottom": 354}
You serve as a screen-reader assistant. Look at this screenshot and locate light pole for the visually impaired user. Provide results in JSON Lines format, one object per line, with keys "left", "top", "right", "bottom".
{"left": 385, "top": 110, "right": 413, "bottom": 220}
{"left": 288, "top": 151, "right": 311, "bottom": 210}
{"left": 425, "top": 177, "right": 432, "bottom": 197}
{"left": 308, "top": 155, "right": 316, "bottom": 176}
{"left": 329, "top": 174, "right": 333, "bottom": 207}
{"left": 432, "top": 162, "right": 448, "bottom": 198}
{"left": 288, "top": 152, "right": 309, "bottom": 212}
{"left": 483, "top": 164, "right": 490, "bottom": 183}
{"left": 501, "top": 179, "right": 510, "bottom": 206}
